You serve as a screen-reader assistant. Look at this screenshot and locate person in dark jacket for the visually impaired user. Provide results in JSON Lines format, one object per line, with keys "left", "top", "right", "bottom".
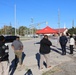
{"left": 39, "top": 35, "right": 52, "bottom": 69}
{"left": 0, "top": 35, "right": 9, "bottom": 75}
{"left": 59, "top": 33, "right": 68, "bottom": 55}
{"left": 74, "top": 35, "right": 76, "bottom": 46}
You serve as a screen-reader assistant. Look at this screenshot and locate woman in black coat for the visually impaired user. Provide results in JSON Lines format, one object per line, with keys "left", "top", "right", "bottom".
{"left": 39, "top": 35, "right": 52, "bottom": 69}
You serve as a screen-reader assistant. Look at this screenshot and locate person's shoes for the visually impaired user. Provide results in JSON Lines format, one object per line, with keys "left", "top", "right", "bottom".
{"left": 62, "top": 53, "right": 66, "bottom": 55}
{"left": 39, "top": 67, "right": 43, "bottom": 70}
{"left": 64, "top": 53, "right": 66, "bottom": 55}
{"left": 47, "top": 66, "right": 51, "bottom": 68}
{"left": 69, "top": 53, "right": 74, "bottom": 56}
{"left": 17, "top": 65, "right": 22, "bottom": 71}
{"left": 69, "top": 53, "right": 73, "bottom": 54}
{"left": 17, "top": 64, "right": 25, "bottom": 71}
{"left": 40, "top": 67, "right": 43, "bottom": 69}
{"left": 62, "top": 53, "right": 64, "bottom": 55}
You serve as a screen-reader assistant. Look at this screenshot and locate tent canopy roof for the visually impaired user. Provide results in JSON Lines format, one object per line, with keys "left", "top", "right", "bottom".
{"left": 36, "top": 26, "right": 57, "bottom": 34}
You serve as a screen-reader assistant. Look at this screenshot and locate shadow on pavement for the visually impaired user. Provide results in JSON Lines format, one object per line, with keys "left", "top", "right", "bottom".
{"left": 51, "top": 45, "right": 70, "bottom": 54}
{"left": 9, "top": 52, "right": 26, "bottom": 75}
{"left": 51, "top": 47, "right": 62, "bottom": 55}
{"left": 35, "top": 53, "right": 40, "bottom": 69}
{"left": 22, "top": 52, "right": 26, "bottom": 64}
{"left": 9, "top": 58, "right": 17, "bottom": 75}
{"left": 24, "top": 69, "right": 33, "bottom": 75}
{"left": 35, "top": 53, "right": 47, "bottom": 69}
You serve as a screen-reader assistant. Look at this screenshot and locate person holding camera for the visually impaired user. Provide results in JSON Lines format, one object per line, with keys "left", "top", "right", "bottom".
{"left": 0, "top": 35, "right": 9, "bottom": 75}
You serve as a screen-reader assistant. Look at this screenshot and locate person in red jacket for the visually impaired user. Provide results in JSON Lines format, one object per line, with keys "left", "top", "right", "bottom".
{"left": 39, "top": 35, "right": 52, "bottom": 69}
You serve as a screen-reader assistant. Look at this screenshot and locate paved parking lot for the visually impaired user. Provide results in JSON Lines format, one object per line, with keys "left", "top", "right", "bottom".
{"left": 8, "top": 38, "right": 76, "bottom": 75}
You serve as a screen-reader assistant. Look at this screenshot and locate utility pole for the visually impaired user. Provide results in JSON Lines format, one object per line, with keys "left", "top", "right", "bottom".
{"left": 58, "top": 9, "right": 60, "bottom": 34}
{"left": 31, "top": 18, "right": 34, "bottom": 36}
{"left": 72, "top": 19, "right": 74, "bottom": 28}
{"left": 64, "top": 23, "right": 66, "bottom": 29}
{"left": 14, "top": 4, "right": 16, "bottom": 35}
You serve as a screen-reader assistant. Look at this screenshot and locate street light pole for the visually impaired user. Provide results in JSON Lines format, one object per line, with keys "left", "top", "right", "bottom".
{"left": 31, "top": 18, "right": 34, "bottom": 36}
{"left": 14, "top": 4, "right": 16, "bottom": 35}
{"left": 58, "top": 9, "right": 60, "bottom": 34}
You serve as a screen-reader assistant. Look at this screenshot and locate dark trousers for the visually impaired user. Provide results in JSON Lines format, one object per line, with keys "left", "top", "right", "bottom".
{"left": 70, "top": 45, "right": 73, "bottom": 54}
{"left": 75, "top": 42, "right": 76, "bottom": 45}
{"left": 15, "top": 55, "right": 18, "bottom": 67}
{"left": 61, "top": 44, "right": 66, "bottom": 55}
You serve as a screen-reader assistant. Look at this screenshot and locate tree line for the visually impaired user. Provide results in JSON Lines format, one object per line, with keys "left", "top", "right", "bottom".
{"left": 68, "top": 27, "right": 76, "bottom": 35}
{"left": 0, "top": 25, "right": 76, "bottom": 36}
{"left": 0, "top": 25, "right": 37, "bottom": 36}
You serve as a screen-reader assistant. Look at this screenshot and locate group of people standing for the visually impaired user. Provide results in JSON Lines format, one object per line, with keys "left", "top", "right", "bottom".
{"left": 59, "top": 33, "right": 75, "bottom": 55}
{"left": 39, "top": 33, "right": 76, "bottom": 69}
{"left": 0, "top": 33, "right": 76, "bottom": 74}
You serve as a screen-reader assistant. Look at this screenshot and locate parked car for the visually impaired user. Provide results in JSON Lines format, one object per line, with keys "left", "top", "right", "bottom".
{"left": 4, "top": 36, "right": 17, "bottom": 43}
{"left": 33, "top": 35, "right": 38, "bottom": 38}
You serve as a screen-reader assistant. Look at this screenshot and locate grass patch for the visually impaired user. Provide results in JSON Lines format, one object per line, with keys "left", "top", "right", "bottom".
{"left": 25, "top": 67, "right": 29, "bottom": 71}
{"left": 42, "top": 66, "right": 62, "bottom": 75}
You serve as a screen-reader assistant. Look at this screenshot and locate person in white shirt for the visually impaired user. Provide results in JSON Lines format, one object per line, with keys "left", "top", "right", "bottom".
{"left": 69, "top": 35, "right": 75, "bottom": 54}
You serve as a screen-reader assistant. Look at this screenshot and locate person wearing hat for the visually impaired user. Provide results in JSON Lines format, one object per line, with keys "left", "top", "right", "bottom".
{"left": 0, "top": 35, "right": 9, "bottom": 75}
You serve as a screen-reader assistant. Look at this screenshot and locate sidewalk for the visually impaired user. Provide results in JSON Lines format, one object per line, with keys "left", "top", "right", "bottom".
{"left": 13, "top": 46, "right": 72, "bottom": 75}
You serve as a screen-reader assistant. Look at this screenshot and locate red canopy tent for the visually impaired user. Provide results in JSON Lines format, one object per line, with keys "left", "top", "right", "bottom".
{"left": 36, "top": 26, "right": 57, "bottom": 34}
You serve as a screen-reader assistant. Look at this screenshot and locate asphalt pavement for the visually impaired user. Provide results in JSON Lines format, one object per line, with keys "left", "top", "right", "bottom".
{"left": 8, "top": 37, "right": 76, "bottom": 75}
